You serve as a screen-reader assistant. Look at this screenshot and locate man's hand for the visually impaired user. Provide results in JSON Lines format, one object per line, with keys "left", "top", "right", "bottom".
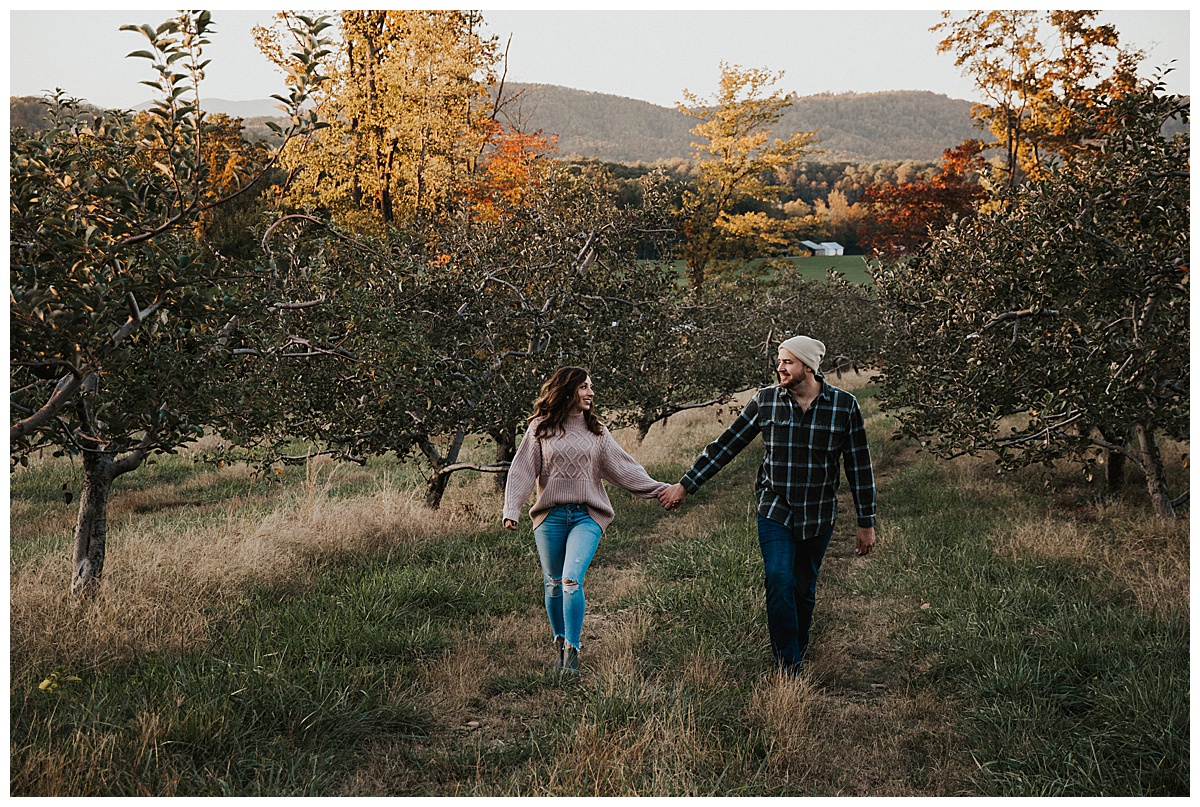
{"left": 503, "top": 518, "right": 518, "bottom": 531}
{"left": 855, "top": 526, "right": 876, "bottom": 556}
{"left": 658, "top": 483, "right": 687, "bottom": 511}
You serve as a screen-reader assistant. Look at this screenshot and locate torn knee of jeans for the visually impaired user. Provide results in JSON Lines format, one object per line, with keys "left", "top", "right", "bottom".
{"left": 544, "top": 575, "right": 562, "bottom": 594}
{"left": 562, "top": 578, "right": 580, "bottom": 594}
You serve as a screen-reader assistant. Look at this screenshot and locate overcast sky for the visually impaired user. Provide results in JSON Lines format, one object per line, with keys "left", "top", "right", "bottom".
{"left": 7, "top": 7, "right": 1192, "bottom": 111}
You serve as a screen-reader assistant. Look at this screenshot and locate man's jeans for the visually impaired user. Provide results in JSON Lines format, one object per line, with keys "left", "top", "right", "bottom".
{"left": 534, "top": 504, "right": 602, "bottom": 650}
{"left": 757, "top": 516, "right": 834, "bottom": 674}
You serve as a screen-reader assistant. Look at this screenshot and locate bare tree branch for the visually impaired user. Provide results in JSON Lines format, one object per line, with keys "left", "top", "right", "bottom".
{"left": 274, "top": 448, "right": 367, "bottom": 466}
{"left": 268, "top": 297, "right": 327, "bottom": 313}
{"left": 941, "top": 410, "right": 1088, "bottom": 460}
{"left": 439, "top": 460, "right": 510, "bottom": 475}
{"left": 11, "top": 372, "right": 88, "bottom": 442}
{"left": 110, "top": 294, "right": 166, "bottom": 349}
{"left": 967, "top": 307, "right": 1059, "bottom": 339}
{"left": 112, "top": 431, "right": 157, "bottom": 477}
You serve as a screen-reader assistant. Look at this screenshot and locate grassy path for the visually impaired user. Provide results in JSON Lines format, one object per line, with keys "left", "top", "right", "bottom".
{"left": 328, "top": 396, "right": 969, "bottom": 796}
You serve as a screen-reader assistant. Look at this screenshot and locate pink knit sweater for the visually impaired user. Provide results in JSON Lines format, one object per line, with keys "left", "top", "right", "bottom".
{"left": 503, "top": 413, "right": 668, "bottom": 532}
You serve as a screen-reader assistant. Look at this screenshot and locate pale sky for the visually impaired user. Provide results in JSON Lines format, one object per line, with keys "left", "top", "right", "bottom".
{"left": 7, "top": 7, "right": 1191, "bottom": 112}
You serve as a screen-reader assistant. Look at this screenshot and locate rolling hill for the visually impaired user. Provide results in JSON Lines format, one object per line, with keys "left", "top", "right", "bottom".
{"left": 13, "top": 84, "right": 984, "bottom": 164}
{"left": 494, "top": 83, "right": 985, "bottom": 163}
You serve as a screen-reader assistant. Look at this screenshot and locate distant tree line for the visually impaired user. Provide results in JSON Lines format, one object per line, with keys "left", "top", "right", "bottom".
{"left": 581, "top": 156, "right": 958, "bottom": 255}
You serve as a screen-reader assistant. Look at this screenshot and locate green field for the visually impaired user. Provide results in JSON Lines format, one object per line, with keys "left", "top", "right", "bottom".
{"left": 664, "top": 255, "right": 876, "bottom": 286}
{"left": 756, "top": 255, "right": 875, "bottom": 284}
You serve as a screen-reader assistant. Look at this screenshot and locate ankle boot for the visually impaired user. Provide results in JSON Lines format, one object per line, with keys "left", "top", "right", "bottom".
{"left": 562, "top": 645, "right": 579, "bottom": 675}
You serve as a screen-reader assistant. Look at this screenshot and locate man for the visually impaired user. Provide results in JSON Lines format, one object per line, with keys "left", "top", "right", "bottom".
{"left": 657, "top": 334, "right": 876, "bottom": 676}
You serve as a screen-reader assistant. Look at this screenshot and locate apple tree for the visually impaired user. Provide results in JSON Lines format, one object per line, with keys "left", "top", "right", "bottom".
{"left": 874, "top": 83, "right": 1188, "bottom": 517}
{"left": 9, "top": 11, "right": 332, "bottom": 595}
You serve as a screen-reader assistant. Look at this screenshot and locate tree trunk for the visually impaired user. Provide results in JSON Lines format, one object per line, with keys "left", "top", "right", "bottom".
{"left": 491, "top": 427, "right": 515, "bottom": 492}
{"left": 1106, "top": 447, "right": 1126, "bottom": 493}
{"left": 71, "top": 450, "right": 117, "bottom": 597}
{"left": 419, "top": 427, "right": 466, "bottom": 510}
{"left": 1098, "top": 425, "right": 1126, "bottom": 493}
{"left": 425, "top": 471, "right": 450, "bottom": 510}
{"left": 1133, "top": 424, "right": 1175, "bottom": 519}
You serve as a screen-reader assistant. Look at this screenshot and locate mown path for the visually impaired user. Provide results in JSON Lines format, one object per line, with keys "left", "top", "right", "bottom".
{"left": 337, "top": 433, "right": 965, "bottom": 796}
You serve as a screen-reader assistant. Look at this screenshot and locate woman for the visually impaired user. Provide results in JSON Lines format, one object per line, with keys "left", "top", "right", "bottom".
{"left": 503, "top": 367, "right": 668, "bottom": 675}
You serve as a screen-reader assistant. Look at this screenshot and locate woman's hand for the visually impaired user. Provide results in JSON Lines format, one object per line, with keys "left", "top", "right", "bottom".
{"left": 503, "top": 519, "right": 518, "bottom": 531}
{"left": 658, "top": 483, "right": 687, "bottom": 511}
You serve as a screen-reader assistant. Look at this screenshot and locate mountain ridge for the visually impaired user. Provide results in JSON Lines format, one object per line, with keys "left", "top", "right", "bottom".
{"left": 494, "top": 82, "right": 984, "bottom": 163}
{"left": 14, "top": 84, "right": 986, "bottom": 163}
{"left": 163, "top": 84, "right": 987, "bottom": 162}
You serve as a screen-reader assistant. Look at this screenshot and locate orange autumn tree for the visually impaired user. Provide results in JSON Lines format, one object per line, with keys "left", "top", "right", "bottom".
{"left": 192, "top": 113, "right": 273, "bottom": 257}
{"left": 859, "top": 139, "right": 988, "bottom": 257}
{"left": 463, "top": 124, "right": 558, "bottom": 223}
{"left": 934, "top": 10, "right": 1143, "bottom": 188}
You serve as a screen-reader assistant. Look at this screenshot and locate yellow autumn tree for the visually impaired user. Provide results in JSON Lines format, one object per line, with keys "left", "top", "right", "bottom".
{"left": 256, "top": 10, "right": 499, "bottom": 233}
{"left": 934, "top": 10, "right": 1143, "bottom": 187}
{"left": 678, "top": 63, "right": 820, "bottom": 289}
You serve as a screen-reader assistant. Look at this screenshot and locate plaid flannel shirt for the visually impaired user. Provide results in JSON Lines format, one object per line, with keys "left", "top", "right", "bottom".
{"left": 681, "top": 379, "right": 877, "bottom": 540}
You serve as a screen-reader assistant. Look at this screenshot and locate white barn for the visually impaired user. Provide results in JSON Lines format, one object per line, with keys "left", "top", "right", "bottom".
{"left": 800, "top": 240, "right": 844, "bottom": 256}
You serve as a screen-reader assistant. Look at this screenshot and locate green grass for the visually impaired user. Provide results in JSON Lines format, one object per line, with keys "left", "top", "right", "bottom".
{"left": 856, "top": 457, "right": 1189, "bottom": 796}
{"left": 12, "top": 643, "right": 434, "bottom": 795}
{"left": 758, "top": 255, "right": 875, "bottom": 285}
{"left": 10, "top": 381, "right": 1189, "bottom": 796}
{"left": 657, "top": 255, "right": 876, "bottom": 286}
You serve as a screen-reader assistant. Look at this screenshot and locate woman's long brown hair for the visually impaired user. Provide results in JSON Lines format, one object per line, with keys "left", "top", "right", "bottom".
{"left": 529, "top": 366, "right": 604, "bottom": 438}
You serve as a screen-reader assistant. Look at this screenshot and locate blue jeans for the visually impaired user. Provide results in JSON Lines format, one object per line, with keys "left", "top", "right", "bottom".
{"left": 534, "top": 504, "right": 602, "bottom": 650}
{"left": 757, "top": 516, "right": 834, "bottom": 673}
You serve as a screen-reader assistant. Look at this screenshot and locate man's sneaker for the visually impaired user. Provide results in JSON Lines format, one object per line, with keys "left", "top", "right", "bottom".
{"left": 562, "top": 645, "right": 579, "bottom": 675}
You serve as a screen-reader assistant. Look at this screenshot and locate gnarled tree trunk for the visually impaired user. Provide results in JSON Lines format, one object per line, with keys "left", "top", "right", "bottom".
{"left": 491, "top": 426, "right": 515, "bottom": 493}
{"left": 1133, "top": 424, "right": 1175, "bottom": 520}
{"left": 71, "top": 451, "right": 117, "bottom": 597}
{"left": 419, "top": 427, "right": 466, "bottom": 510}
{"left": 70, "top": 434, "right": 153, "bottom": 597}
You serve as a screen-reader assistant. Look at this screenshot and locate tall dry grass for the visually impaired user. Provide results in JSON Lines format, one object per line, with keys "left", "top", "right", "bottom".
{"left": 10, "top": 461, "right": 498, "bottom": 684}
{"left": 945, "top": 450, "right": 1189, "bottom": 617}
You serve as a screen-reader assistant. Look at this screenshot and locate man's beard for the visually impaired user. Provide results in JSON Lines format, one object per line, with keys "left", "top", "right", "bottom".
{"left": 778, "top": 372, "right": 802, "bottom": 390}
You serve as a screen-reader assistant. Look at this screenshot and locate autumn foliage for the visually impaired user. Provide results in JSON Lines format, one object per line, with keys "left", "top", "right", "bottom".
{"left": 859, "top": 140, "right": 988, "bottom": 257}
{"left": 935, "top": 11, "right": 1143, "bottom": 187}
{"left": 463, "top": 125, "right": 558, "bottom": 222}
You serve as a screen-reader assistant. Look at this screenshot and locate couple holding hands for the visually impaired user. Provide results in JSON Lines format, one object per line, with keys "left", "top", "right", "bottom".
{"left": 502, "top": 335, "right": 877, "bottom": 677}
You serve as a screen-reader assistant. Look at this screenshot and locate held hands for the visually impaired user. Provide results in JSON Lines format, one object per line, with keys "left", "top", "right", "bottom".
{"left": 503, "top": 519, "right": 518, "bottom": 531}
{"left": 657, "top": 483, "right": 687, "bottom": 511}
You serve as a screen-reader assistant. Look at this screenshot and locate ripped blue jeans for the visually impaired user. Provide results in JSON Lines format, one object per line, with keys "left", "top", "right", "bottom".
{"left": 534, "top": 504, "right": 602, "bottom": 650}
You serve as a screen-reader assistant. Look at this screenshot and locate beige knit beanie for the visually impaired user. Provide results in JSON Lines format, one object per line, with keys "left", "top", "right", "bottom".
{"left": 778, "top": 335, "right": 825, "bottom": 372}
